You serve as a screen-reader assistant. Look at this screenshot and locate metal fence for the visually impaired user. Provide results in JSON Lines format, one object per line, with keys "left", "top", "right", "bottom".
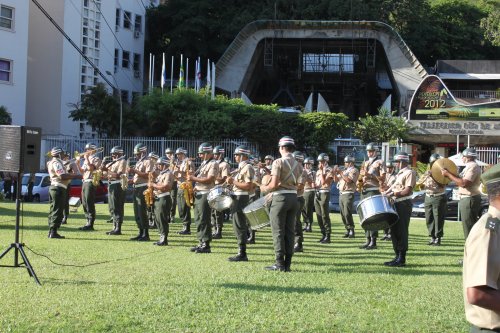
{"left": 477, "top": 147, "right": 500, "bottom": 165}
{"left": 41, "top": 136, "right": 260, "bottom": 170}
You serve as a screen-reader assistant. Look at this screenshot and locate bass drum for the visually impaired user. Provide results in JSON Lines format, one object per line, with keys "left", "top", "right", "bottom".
{"left": 207, "top": 185, "right": 233, "bottom": 212}
{"left": 243, "top": 197, "right": 270, "bottom": 230}
{"left": 356, "top": 195, "right": 398, "bottom": 231}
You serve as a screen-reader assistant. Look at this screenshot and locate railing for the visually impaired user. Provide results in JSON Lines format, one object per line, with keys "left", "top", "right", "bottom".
{"left": 476, "top": 147, "right": 500, "bottom": 166}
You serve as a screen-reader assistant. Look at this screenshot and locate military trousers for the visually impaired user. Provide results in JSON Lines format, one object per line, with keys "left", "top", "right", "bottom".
{"left": 270, "top": 193, "right": 298, "bottom": 261}
{"left": 171, "top": 181, "right": 178, "bottom": 218}
{"left": 82, "top": 181, "right": 96, "bottom": 220}
{"left": 459, "top": 194, "right": 481, "bottom": 239}
{"left": 302, "top": 190, "right": 315, "bottom": 226}
{"left": 314, "top": 191, "right": 331, "bottom": 235}
{"left": 361, "top": 190, "right": 380, "bottom": 238}
{"left": 48, "top": 186, "right": 66, "bottom": 229}
{"left": 177, "top": 188, "right": 192, "bottom": 228}
{"left": 154, "top": 194, "right": 172, "bottom": 238}
{"left": 391, "top": 199, "right": 412, "bottom": 253}
{"left": 194, "top": 192, "right": 212, "bottom": 242}
{"left": 340, "top": 193, "right": 355, "bottom": 231}
{"left": 63, "top": 184, "right": 71, "bottom": 220}
{"left": 108, "top": 183, "right": 125, "bottom": 225}
{"left": 294, "top": 196, "right": 305, "bottom": 244}
{"left": 231, "top": 194, "right": 249, "bottom": 247}
{"left": 133, "top": 185, "right": 148, "bottom": 229}
{"left": 424, "top": 193, "right": 447, "bottom": 238}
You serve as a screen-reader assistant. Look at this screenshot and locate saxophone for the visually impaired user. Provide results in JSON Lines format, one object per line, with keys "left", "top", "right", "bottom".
{"left": 357, "top": 161, "right": 365, "bottom": 192}
{"left": 143, "top": 172, "right": 154, "bottom": 207}
{"left": 92, "top": 169, "right": 102, "bottom": 186}
{"left": 179, "top": 165, "right": 194, "bottom": 207}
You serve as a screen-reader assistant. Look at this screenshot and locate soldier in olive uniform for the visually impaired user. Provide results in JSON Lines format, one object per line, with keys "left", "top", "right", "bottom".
{"left": 101, "top": 146, "right": 127, "bottom": 235}
{"left": 314, "top": 153, "right": 334, "bottom": 243}
{"left": 463, "top": 163, "right": 500, "bottom": 333}
{"left": 188, "top": 143, "right": 219, "bottom": 253}
{"left": 226, "top": 146, "right": 254, "bottom": 261}
{"left": 174, "top": 147, "right": 194, "bottom": 234}
{"left": 211, "top": 145, "right": 230, "bottom": 239}
{"left": 359, "top": 143, "right": 386, "bottom": 250}
{"left": 76, "top": 143, "right": 102, "bottom": 231}
{"left": 442, "top": 147, "right": 482, "bottom": 240}
{"left": 150, "top": 157, "right": 174, "bottom": 246}
{"left": 292, "top": 151, "right": 306, "bottom": 252}
{"left": 421, "top": 153, "right": 447, "bottom": 245}
{"left": 302, "top": 157, "right": 316, "bottom": 232}
{"left": 165, "top": 148, "right": 178, "bottom": 221}
{"left": 47, "top": 147, "right": 82, "bottom": 238}
{"left": 381, "top": 161, "right": 397, "bottom": 241}
{"left": 128, "top": 143, "right": 155, "bottom": 241}
{"left": 332, "top": 155, "right": 359, "bottom": 238}
{"left": 382, "top": 151, "right": 416, "bottom": 267}
{"left": 261, "top": 136, "right": 303, "bottom": 272}
{"left": 246, "top": 155, "right": 262, "bottom": 244}
{"left": 61, "top": 152, "right": 80, "bottom": 225}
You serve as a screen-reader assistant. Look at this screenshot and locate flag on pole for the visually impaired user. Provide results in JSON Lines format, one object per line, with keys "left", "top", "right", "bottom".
{"left": 211, "top": 62, "right": 215, "bottom": 100}
{"left": 148, "top": 53, "right": 152, "bottom": 94}
{"left": 151, "top": 54, "right": 155, "bottom": 93}
{"left": 178, "top": 54, "right": 184, "bottom": 89}
{"left": 196, "top": 57, "right": 201, "bottom": 93}
{"left": 170, "top": 56, "right": 174, "bottom": 93}
{"left": 186, "top": 58, "right": 189, "bottom": 89}
{"left": 206, "top": 59, "right": 211, "bottom": 92}
{"left": 161, "top": 53, "right": 166, "bottom": 92}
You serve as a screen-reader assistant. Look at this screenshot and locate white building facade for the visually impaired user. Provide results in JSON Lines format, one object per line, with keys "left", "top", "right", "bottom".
{"left": 23, "top": 0, "right": 147, "bottom": 138}
{"left": 0, "top": 0, "right": 29, "bottom": 126}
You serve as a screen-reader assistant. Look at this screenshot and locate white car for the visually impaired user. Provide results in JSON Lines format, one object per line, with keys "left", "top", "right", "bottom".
{"left": 20, "top": 173, "right": 51, "bottom": 202}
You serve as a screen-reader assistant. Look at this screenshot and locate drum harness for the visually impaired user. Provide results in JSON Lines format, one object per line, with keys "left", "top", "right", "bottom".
{"left": 272, "top": 158, "right": 299, "bottom": 196}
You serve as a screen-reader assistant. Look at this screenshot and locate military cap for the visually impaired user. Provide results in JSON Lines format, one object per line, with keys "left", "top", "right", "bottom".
{"left": 481, "top": 163, "right": 500, "bottom": 187}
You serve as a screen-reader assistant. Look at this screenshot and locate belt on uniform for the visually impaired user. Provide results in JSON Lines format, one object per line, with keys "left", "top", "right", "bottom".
{"left": 233, "top": 191, "right": 249, "bottom": 196}
{"left": 363, "top": 187, "right": 379, "bottom": 192}
{"left": 51, "top": 183, "right": 67, "bottom": 189}
{"left": 340, "top": 191, "right": 354, "bottom": 195}
{"left": 109, "top": 180, "right": 121, "bottom": 185}
{"left": 318, "top": 189, "right": 330, "bottom": 193}
{"left": 395, "top": 195, "right": 412, "bottom": 203}
{"left": 196, "top": 190, "right": 209, "bottom": 195}
{"left": 156, "top": 192, "right": 171, "bottom": 198}
{"left": 272, "top": 190, "right": 297, "bottom": 196}
{"left": 304, "top": 189, "right": 316, "bottom": 192}
{"left": 426, "top": 192, "right": 445, "bottom": 197}
{"left": 83, "top": 179, "right": 93, "bottom": 183}
{"left": 460, "top": 194, "right": 481, "bottom": 199}
{"left": 134, "top": 183, "right": 147, "bottom": 188}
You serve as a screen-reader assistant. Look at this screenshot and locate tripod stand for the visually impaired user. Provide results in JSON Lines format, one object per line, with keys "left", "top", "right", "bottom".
{"left": 0, "top": 172, "right": 41, "bottom": 285}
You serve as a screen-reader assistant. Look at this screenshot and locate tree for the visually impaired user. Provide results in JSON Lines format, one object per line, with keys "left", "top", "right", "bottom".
{"left": 354, "top": 107, "right": 413, "bottom": 143}
{"left": 480, "top": 2, "right": 500, "bottom": 46}
{"left": 0, "top": 105, "right": 12, "bottom": 125}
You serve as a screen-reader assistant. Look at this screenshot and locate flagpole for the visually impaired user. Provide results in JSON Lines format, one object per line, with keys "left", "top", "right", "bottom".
{"left": 186, "top": 58, "right": 189, "bottom": 90}
{"left": 170, "top": 56, "right": 174, "bottom": 94}
{"left": 148, "top": 53, "right": 152, "bottom": 94}
{"left": 211, "top": 62, "right": 215, "bottom": 100}
{"left": 206, "top": 59, "right": 211, "bottom": 95}
{"left": 161, "top": 52, "right": 165, "bottom": 94}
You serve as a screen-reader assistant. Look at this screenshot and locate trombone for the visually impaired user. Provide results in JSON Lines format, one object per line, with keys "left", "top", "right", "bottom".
{"left": 74, "top": 147, "right": 104, "bottom": 159}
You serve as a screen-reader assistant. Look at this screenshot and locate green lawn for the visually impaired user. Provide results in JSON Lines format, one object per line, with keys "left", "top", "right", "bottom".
{"left": 0, "top": 202, "right": 467, "bottom": 332}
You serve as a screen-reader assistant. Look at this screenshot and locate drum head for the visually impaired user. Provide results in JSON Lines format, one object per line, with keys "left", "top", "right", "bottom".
{"left": 431, "top": 158, "right": 458, "bottom": 185}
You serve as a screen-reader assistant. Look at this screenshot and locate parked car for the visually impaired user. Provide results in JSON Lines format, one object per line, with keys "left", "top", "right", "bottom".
{"left": 20, "top": 173, "right": 51, "bottom": 202}
{"left": 412, "top": 186, "right": 489, "bottom": 219}
{"left": 68, "top": 179, "right": 108, "bottom": 203}
{"left": 329, "top": 184, "right": 361, "bottom": 212}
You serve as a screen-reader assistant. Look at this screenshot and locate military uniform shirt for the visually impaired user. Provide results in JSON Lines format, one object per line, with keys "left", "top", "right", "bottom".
{"left": 315, "top": 166, "right": 333, "bottom": 190}
{"left": 194, "top": 160, "right": 218, "bottom": 191}
{"left": 385, "top": 171, "right": 397, "bottom": 188}
{"left": 463, "top": 206, "right": 500, "bottom": 330}
{"left": 215, "top": 160, "right": 230, "bottom": 185}
{"left": 176, "top": 159, "right": 194, "bottom": 183}
{"left": 423, "top": 171, "right": 445, "bottom": 195}
{"left": 154, "top": 170, "right": 174, "bottom": 196}
{"left": 303, "top": 169, "right": 316, "bottom": 190}
{"left": 459, "top": 161, "right": 482, "bottom": 196}
{"left": 363, "top": 158, "right": 385, "bottom": 189}
{"left": 338, "top": 166, "right": 359, "bottom": 193}
{"left": 133, "top": 157, "right": 154, "bottom": 185}
{"left": 107, "top": 158, "right": 127, "bottom": 180}
{"left": 389, "top": 166, "right": 416, "bottom": 196}
{"left": 233, "top": 161, "right": 254, "bottom": 194}
{"left": 82, "top": 155, "right": 101, "bottom": 180}
{"left": 297, "top": 168, "right": 309, "bottom": 196}
{"left": 48, "top": 158, "right": 70, "bottom": 187}
{"left": 271, "top": 153, "right": 304, "bottom": 191}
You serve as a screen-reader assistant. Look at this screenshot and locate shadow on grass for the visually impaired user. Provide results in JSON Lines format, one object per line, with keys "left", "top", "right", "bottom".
{"left": 219, "top": 282, "right": 329, "bottom": 294}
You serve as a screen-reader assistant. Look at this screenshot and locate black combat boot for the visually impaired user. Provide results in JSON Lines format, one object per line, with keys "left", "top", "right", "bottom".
{"left": 320, "top": 233, "right": 331, "bottom": 244}
{"left": 130, "top": 229, "right": 143, "bottom": 240}
{"left": 434, "top": 238, "right": 441, "bottom": 246}
{"left": 48, "top": 228, "right": 65, "bottom": 239}
{"left": 359, "top": 237, "right": 371, "bottom": 249}
{"left": 106, "top": 222, "right": 117, "bottom": 235}
{"left": 284, "top": 256, "right": 292, "bottom": 272}
{"left": 428, "top": 237, "right": 436, "bottom": 245}
{"left": 390, "top": 251, "right": 406, "bottom": 267}
{"left": 348, "top": 229, "right": 355, "bottom": 238}
{"left": 384, "top": 251, "right": 400, "bottom": 266}
{"left": 303, "top": 223, "right": 309, "bottom": 231}
{"left": 212, "top": 225, "right": 222, "bottom": 239}
{"left": 318, "top": 233, "right": 326, "bottom": 243}
{"left": 138, "top": 228, "right": 150, "bottom": 241}
{"left": 61, "top": 216, "right": 68, "bottom": 225}
{"left": 79, "top": 218, "right": 94, "bottom": 231}
{"left": 190, "top": 242, "right": 203, "bottom": 252}
{"left": 366, "top": 237, "right": 377, "bottom": 250}
{"left": 154, "top": 235, "right": 168, "bottom": 246}
{"left": 178, "top": 224, "right": 191, "bottom": 235}
{"left": 265, "top": 256, "right": 285, "bottom": 271}
{"left": 343, "top": 230, "right": 350, "bottom": 238}
{"left": 306, "top": 223, "right": 312, "bottom": 232}
{"left": 109, "top": 223, "right": 122, "bottom": 235}
{"left": 195, "top": 241, "right": 211, "bottom": 253}
{"left": 293, "top": 242, "right": 303, "bottom": 253}
{"left": 247, "top": 230, "right": 256, "bottom": 244}
{"left": 228, "top": 246, "right": 248, "bottom": 262}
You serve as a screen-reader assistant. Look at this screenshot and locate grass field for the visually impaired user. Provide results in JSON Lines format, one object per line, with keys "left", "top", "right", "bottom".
{"left": 0, "top": 202, "right": 468, "bottom": 332}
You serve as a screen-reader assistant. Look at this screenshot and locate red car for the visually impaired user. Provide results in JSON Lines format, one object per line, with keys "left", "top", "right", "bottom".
{"left": 68, "top": 179, "right": 108, "bottom": 203}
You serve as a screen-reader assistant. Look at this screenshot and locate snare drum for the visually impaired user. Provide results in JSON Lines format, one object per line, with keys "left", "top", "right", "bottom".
{"left": 356, "top": 195, "right": 398, "bottom": 231}
{"left": 243, "top": 197, "right": 270, "bottom": 230}
{"left": 207, "top": 185, "right": 233, "bottom": 212}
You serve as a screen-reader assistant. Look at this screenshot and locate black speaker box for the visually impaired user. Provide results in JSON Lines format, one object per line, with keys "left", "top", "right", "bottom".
{"left": 0, "top": 126, "right": 42, "bottom": 173}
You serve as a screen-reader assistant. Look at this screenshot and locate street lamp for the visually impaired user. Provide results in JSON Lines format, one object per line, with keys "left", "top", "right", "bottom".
{"left": 105, "top": 70, "right": 122, "bottom": 144}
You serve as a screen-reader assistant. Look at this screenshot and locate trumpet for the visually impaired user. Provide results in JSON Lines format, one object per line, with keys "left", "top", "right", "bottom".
{"left": 74, "top": 147, "right": 104, "bottom": 159}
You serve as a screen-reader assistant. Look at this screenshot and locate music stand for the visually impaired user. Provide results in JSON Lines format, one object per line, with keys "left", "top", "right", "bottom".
{"left": 0, "top": 172, "right": 41, "bottom": 285}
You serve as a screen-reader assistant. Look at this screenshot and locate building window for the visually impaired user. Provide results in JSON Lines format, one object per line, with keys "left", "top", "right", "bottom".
{"left": 134, "top": 15, "right": 142, "bottom": 33}
{"left": 0, "top": 5, "right": 14, "bottom": 30}
{"left": 122, "top": 51, "right": 130, "bottom": 68}
{"left": 94, "top": 40, "right": 99, "bottom": 48}
{"left": 121, "top": 90, "right": 129, "bottom": 103}
{"left": 133, "top": 53, "right": 140, "bottom": 71}
{"left": 0, "top": 59, "right": 12, "bottom": 83}
{"left": 83, "top": 0, "right": 89, "bottom": 7}
{"left": 123, "top": 11, "right": 131, "bottom": 29}
{"left": 115, "top": 9, "right": 120, "bottom": 27}
{"left": 302, "top": 53, "right": 354, "bottom": 73}
{"left": 83, "top": 36, "right": 88, "bottom": 46}
{"left": 114, "top": 49, "right": 119, "bottom": 67}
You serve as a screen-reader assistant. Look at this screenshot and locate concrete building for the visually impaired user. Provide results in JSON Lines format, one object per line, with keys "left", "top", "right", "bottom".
{"left": 0, "top": 0, "right": 148, "bottom": 138}
{"left": 0, "top": 0, "right": 30, "bottom": 126}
